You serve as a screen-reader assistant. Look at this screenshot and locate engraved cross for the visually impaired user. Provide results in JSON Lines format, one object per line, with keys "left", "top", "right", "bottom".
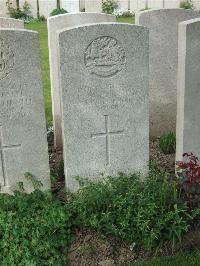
{"left": 0, "top": 125, "right": 21, "bottom": 187}
{"left": 91, "top": 115, "right": 124, "bottom": 166}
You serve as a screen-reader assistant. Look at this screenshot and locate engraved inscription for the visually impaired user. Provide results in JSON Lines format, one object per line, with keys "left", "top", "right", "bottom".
{"left": 65, "top": 84, "right": 146, "bottom": 112}
{"left": 0, "top": 84, "right": 33, "bottom": 120}
{"left": 0, "top": 39, "right": 14, "bottom": 80}
{"left": 91, "top": 115, "right": 124, "bottom": 165}
{"left": 84, "top": 36, "right": 126, "bottom": 78}
{"left": 0, "top": 125, "right": 21, "bottom": 187}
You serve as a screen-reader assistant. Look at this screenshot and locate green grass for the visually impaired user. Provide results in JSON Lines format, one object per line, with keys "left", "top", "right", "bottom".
{"left": 25, "top": 22, "right": 52, "bottom": 126}
{"left": 117, "top": 16, "right": 135, "bottom": 24}
{"left": 127, "top": 252, "right": 200, "bottom": 266}
{"left": 25, "top": 17, "right": 133, "bottom": 126}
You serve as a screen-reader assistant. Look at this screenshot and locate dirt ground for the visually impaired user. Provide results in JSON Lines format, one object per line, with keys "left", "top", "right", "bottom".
{"left": 48, "top": 135, "right": 199, "bottom": 266}
{"left": 67, "top": 227, "right": 199, "bottom": 266}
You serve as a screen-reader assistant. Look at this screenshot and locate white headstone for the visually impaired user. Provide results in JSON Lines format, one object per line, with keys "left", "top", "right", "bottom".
{"left": 0, "top": 17, "right": 24, "bottom": 28}
{"left": 136, "top": 9, "right": 200, "bottom": 137}
{"left": 47, "top": 12, "right": 116, "bottom": 149}
{"left": 118, "top": 0, "right": 128, "bottom": 11}
{"left": 130, "top": 0, "right": 146, "bottom": 12}
{"left": 58, "top": 23, "right": 149, "bottom": 191}
{"left": 63, "top": 0, "right": 80, "bottom": 13}
{"left": 0, "top": 29, "right": 50, "bottom": 193}
{"left": 176, "top": 18, "right": 200, "bottom": 161}
{"left": 85, "top": 0, "right": 102, "bottom": 13}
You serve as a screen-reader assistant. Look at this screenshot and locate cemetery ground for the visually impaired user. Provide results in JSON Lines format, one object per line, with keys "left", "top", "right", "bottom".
{"left": 0, "top": 19, "right": 198, "bottom": 265}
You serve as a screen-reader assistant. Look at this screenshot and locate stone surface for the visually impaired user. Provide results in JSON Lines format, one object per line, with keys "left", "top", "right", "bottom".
{"left": 47, "top": 13, "right": 116, "bottom": 149}
{"left": 176, "top": 18, "right": 200, "bottom": 161}
{"left": 85, "top": 0, "right": 102, "bottom": 13}
{"left": 136, "top": 8, "right": 200, "bottom": 137}
{"left": 58, "top": 23, "right": 149, "bottom": 191}
{"left": 0, "top": 17, "right": 24, "bottom": 28}
{"left": 0, "top": 29, "right": 50, "bottom": 193}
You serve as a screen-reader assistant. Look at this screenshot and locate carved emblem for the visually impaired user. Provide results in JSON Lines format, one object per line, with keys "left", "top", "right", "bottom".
{"left": 84, "top": 36, "right": 126, "bottom": 78}
{"left": 0, "top": 39, "right": 14, "bottom": 80}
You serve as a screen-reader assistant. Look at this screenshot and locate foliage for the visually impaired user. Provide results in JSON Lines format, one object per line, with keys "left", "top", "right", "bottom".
{"left": 50, "top": 8, "right": 68, "bottom": 17}
{"left": 6, "top": 0, "right": 33, "bottom": 22}
{"left": 180, "top": 0, "right": 193, "bottom": 9}
{"left": 37, "top": 15, "right": 46, "bottom": 22}
{"left": 102, "top": 0, "right": 118, "bottom": 14}
{"left": 0, "top": 175, "right": 71, "bottom": 265}
{"left": 23, "top": 1, "right": 31, "bottom": 17}
{"left": 69, "top": 169, "right": 198, "bottom": 249}
{"left": 0, "top": 166, "right": 199, "bottom": 264}
{"left": 121, "top": 11, "right": 134, "bottom": 18}
{"left": 159, "top": 132, "right": 176, "bottom": 154}
{"left": 128, "top": 251, "right": 200, "bottom": 266}
{"left": 115, "top": 10, "right": 134, "bottom": 18}
{"left": 176, "top": 153, "right": 200, "bottom": 209}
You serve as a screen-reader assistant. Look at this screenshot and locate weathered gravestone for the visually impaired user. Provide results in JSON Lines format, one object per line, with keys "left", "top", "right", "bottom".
{"left": 47, "top": 13, "right": 116, "bottom": 149}
{"left": 136, "top": 9, "right": 200, "bottom": 137}
{"left": 0, "top": 29, "right": 50, "bottom": 193}
{"left": 58, "top": 23, "right": 149, "bottom": 191}
{"left": 0, "top": 17, "right": 24, "bottom": 28}
{"left": 176, "top": 18, "right": 200, "bottom": 161}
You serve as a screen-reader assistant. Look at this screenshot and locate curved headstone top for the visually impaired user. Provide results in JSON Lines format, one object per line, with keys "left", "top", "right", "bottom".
{"left": 47, "top": 12, "right": 116, "bottom": 23}
{"left": 135, "top": 8, "right": 200, "bottom": 22}
{"left": 0, "top": 17, "right": 24, "bottom": 28}
{"left": 58, "top": 23, "right": 149, "bottom": 191}
{"left": 47, "top": 12, "right": 116, "bottom": 149}
{"left": 136, "top": 8, "right": 200, "bottom": 137}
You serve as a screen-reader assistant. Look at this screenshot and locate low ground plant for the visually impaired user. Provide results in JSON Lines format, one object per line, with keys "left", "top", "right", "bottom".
{"left": 50, "top": 8, "right": 68, "bottom": 16}
{"left": 114, "top": 11, "right": 134, "bottom": 18}
{"left": 0, "top": 176, "right": 71, "bottom": 265}
{"left": 127, "top": 251, "right": 200, "bottom": 266}
{"left": 0, "top": 167, "right": 199, "bottom": 264}
{"left": 180, "top": 0, "right": 193, "bottom": 9}
{"left": 69, "top": 168, "right": 198, "bottom": 249}
{"left": 102, "top": 0, "right": 118, "bottom": 14}
{"left": 6, "top": 0, "right": 33, "bottom": 22}
{"left": 176, "top": 153, "right": 200, "bottom": 209}
{"left": 159, "top": 132, "right": 176, "bottom": 154}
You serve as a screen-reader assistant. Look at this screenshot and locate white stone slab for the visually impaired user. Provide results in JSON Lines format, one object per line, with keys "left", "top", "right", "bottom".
{"left": 176, "top": 18, "right": 200, "bottom": 161}
{"left": 136, "top": 8, "right": 200, "bottom": 137}
{"left": 85, "top": 0, "right": 102, "bottom": 13}
{"left": 58, "top": 23, "right": 149, "bottom": 191}
{"left": 0, "top": 17, "right": 24, "bottom": 28}
{"left": 47, "top": 12, "right": 116, "bottom": 149}
{"left": 0, "top": 29, "right": 50, "bottom": 193}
